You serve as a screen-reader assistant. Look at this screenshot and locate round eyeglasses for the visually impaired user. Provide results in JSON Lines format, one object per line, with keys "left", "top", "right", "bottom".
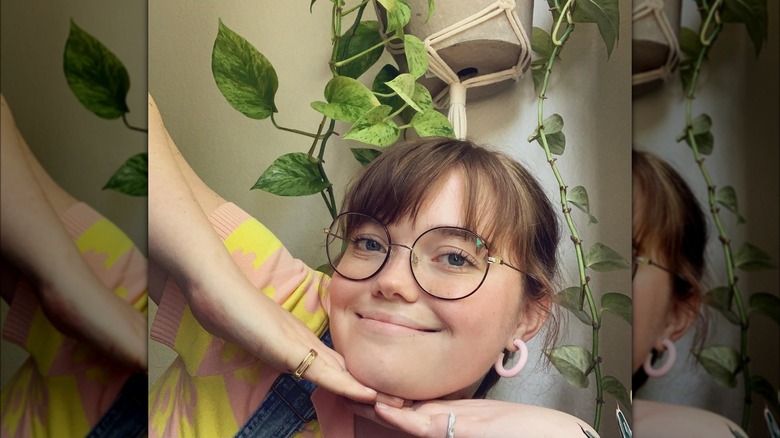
{"left": 323, "top": 212, "right": 523, "bottom": 300}
{"left": 632, "top": 256, "right": 678, "bottom": 280}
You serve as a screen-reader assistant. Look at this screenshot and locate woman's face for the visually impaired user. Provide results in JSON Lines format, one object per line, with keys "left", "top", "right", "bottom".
{"left": 327, "top": 171, "right": 542, "bottom": 400}
{"left": 631, "top": 244, "right": 676, "bottom": 373}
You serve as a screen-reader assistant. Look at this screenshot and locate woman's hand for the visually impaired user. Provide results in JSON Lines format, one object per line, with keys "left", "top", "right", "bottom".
{"left": 349, "top": 398, "right": 599, "bottom": 437}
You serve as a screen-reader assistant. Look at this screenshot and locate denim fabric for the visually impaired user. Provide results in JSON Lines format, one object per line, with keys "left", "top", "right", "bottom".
{"left": 234, "top": 331, "right": 333, "bottom": 438}
{"left": 85, "top": 372, "right": 147, "bottom": 438}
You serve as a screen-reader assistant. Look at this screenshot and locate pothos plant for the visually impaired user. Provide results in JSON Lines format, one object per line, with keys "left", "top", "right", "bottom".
{"left": 63, "top": 20, "right": 148, "bottom": 197}
{"left": 674, "top": 0, "right": 778, "bottom": 434}
{"left": 211, "top": 0, "right": 453, "bottom": 221}
{"left": 527, "top": 0, "right": 632, "bottom": 436}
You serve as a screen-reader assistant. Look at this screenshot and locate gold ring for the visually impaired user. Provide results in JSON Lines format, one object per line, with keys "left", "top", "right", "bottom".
{"left": 292, "top": 349, "right": 318, "bottom": 380}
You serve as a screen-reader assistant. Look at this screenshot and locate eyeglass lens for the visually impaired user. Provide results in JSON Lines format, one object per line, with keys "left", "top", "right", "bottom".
{"left": 325, "top": 213, "right": 491, "bottom": 299}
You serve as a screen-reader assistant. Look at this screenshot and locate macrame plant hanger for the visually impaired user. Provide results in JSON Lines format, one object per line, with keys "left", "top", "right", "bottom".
{"left": 383, "top": 0, "right": 533, "bottom": 140}
{"left": 632, "top": 0, "right": 681, "bottom": 88}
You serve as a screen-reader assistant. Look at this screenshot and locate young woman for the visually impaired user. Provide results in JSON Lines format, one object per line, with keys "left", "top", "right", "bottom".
{"left": 631, "top": 150, "right": 746, "bottom": 437}
{"left": 148, "top": 95, "right": 597, "bottom": 437}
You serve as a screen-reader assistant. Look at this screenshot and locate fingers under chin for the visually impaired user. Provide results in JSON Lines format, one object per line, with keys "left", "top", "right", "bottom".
{"left": 374, "top": 403, "right": 450, "bottom": 438}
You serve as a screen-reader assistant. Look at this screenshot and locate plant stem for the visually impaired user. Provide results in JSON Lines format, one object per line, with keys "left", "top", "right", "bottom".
{"left": 685, "top": 3, "right": 753, "bottom": 429}
{"left": 536, "top": 4, "right": 607, "bottom": 430}
{"left": 332, "top": 39, "right": 387, "bottom": 67}
{"left": 387, "top": 103, "right": 408, "bottom": 120}
{"left": 308, "top": 116, "right": 329, "bottom": 157}
{"left": 317, "top": 119, "right": 339, "bottom": 219}
{"left": 271, "top": 114, "right": 322, "bottom": 138}
{"left": 341, "top": 0, "right": 369, "bottom": 16}
{"left": 121, "top": 113, "right": 147, "bottom": 133}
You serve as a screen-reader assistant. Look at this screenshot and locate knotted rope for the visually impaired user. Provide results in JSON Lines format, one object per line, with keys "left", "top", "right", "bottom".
{"left": 632, "top": 0, "right": 680, "bottom": 86}
{"left": 391, "top": 0, "right": 531, "bottom": 140}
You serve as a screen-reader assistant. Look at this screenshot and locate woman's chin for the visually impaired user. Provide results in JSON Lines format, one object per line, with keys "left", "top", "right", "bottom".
{"left": 344, "top": 358, "right": 480, "bottom": 401}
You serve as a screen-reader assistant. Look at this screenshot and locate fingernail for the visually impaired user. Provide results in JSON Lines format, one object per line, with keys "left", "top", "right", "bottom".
{"left": 375, "top": 401, "right": 389, "bottom": 409}
{"left": 365, "top": 387, "right": 377, "bottom": 396}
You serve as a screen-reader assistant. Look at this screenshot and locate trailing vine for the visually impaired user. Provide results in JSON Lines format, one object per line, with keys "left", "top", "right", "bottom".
{"left": 528, "top": 0, "right": 632, "bottom": 435}
{"left": 674, "top": 0, "right": 777, "bottom": 432}
{"left": 211, "top": 0, "right": 453, "bottom": 221}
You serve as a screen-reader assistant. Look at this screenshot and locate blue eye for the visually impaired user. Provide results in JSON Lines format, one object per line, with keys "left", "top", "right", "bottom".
{"left": 447, "top": 253, "right": 466, "bottom": 266}
{"left": 350, "top": 235, "right": 387, "bottom": 253}
{"left": 364, "top": 239, "right": 382, "bottom": 251}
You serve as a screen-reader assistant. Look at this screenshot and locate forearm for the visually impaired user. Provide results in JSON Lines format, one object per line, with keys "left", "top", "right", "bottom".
{"left": 1, "top": 94, "right": 146, "bottom": 369}
{"left": 148, "top": 94, "right": 279, "bottom": 354}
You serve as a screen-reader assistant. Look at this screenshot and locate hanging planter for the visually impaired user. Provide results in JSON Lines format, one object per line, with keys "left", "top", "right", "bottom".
{"left": 374, "top": 0, "right": 533, "bottom": 139}
{"left": 632, "top": 0, "right": 682, "bottom": 96}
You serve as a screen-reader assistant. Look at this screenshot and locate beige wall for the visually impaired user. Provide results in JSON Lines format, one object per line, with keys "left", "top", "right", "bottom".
{"left": 633, "top": 1, "right": 780, "bottom": 436}
{"left": 149, "top": 1, "right": 631, "bottom": 436}
{"left": 0, "top": 0, "right": 147, "bottom": 386}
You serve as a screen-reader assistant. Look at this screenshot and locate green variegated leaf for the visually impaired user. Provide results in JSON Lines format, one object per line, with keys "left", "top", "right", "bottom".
{"left": 378, "top": 0, "right": 411, "bottom": 34}
{"left": 705, "top": 287, "right": 741, "bottom": 325}
{"left": 404, "top": 34, "right": 428, "bottom": 79}
{"left": 311, "top": 76, "right": 380, "bottom": 122}
{"left": 554, "top": 287, "right": 592, "bottom": 325}
{"left": 531, "top": 27, "right": 556, "bottom": 59}
{"left": 543, "top": 113, "right": 564, "bottom": 133}
{"left": 721, "top": 0, "right": 768, "bottom": 55}
{"left": 734, "top": 242, "right": 777, "bottom": 271}
{"left": 571, "top": 0, "right": 620, "bottom": 57}
{"left": 680, "top": 61, "right": 695, "bottom": 94}
{"left": 581, "top": 426, "right": 599, "bottom": 438}
{"left": 385, "top": 73, "right": 419, "bottom": 111}
{"left": 411, "top": 110, "right": 454, "bottom": 138}
{"left": 715, "top": 186, "right": 746, "bottom": 223}
{"left": 212, "top": 19, "right": 278, "bottom": 119}
{"left": 749, "top": 292, "right": 780, "bottom": 325}
{"left": 411, "top": 83, "right": 433, "bottom": 111}
{"left": 544, "top": 345, "right": 593, "bottom": 388}
{"left": 372, "top": 64, "right": 405, "bottom": 112}
{"left": 677, "top": 113, "right": 714, "bottom": 154}
{"left": 601, "top": 293, "right": 631, "bottom": 325}
{"left": 691, "top": 113, "right": 712, "bottom": 134}
{"left": 103, "top": 153, "right": 147, "bottom": 196}
{"left": 585, "top": 242, "right": 630, "bottom": 271}
{"left": 751, "top": 375, "right": 780, "bottom": 414}
{"left": 531, "top": 60, "right": 547, "bottom": 95}
{"left": 343, "top": 105, "right": 400, "bottom": 147}
{"left": 679, "top": 27, "right": 702, "bottom": 58}
{"left": 252, "top": 153, "right": 329, "bottom": 196}
{"left": 567, "top": 186, "right": 598, "bottom": 224}
{"left": 602, "top": 375, "right": 631, "bottom": 410}
{"left": 693, "top": 345, "right": 740, "bottom": 388}
{"left": 539, "top": 131, "right": 566, "bottom": 155}
{"left": 350, "top": 148, "right": 383, "bottom": 166}
{"left": 64, "top": 20, "right": 130, "bottom": 119}
{"left": 335, "top": 21, "right": 385, "bottom": 79}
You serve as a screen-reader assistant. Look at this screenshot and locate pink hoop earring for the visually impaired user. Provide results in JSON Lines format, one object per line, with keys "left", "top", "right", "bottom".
{"left": 643, "top": 339, "right": 676, "bottom": 377}
{"left": 494, "top": 339, "right": 529, "bottom": 378}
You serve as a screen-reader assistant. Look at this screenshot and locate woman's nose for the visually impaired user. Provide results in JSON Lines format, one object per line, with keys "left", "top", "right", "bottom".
{"left": 370, "top": 243, "right": 422, "bottom": 302}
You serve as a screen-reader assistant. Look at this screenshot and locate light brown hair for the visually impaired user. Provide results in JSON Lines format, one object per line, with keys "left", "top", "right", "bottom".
{"left": 341, "top": 137, "right": 561, "bottom": 396}
{"left": 632, "top": 149, "right": 708, "bottom": 339}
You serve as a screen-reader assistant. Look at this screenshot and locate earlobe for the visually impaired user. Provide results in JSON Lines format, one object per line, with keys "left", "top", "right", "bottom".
{"left": 507, "top": 298, "right": 550, "bottom": 350}
{"left": 659, "top": 300, "right": 698, "bottom": 346}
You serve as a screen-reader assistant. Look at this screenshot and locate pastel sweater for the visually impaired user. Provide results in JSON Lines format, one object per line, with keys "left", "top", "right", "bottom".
{"left": 148, "top": 202, "right": 345, "bottom": 437}
{"left": 0, "top": 202, "right": 148, "bottom": 438}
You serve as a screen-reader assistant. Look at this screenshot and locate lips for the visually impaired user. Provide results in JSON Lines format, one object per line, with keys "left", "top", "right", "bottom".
{"left": 356, "top": 310, "right": 440, "bottom": 333}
